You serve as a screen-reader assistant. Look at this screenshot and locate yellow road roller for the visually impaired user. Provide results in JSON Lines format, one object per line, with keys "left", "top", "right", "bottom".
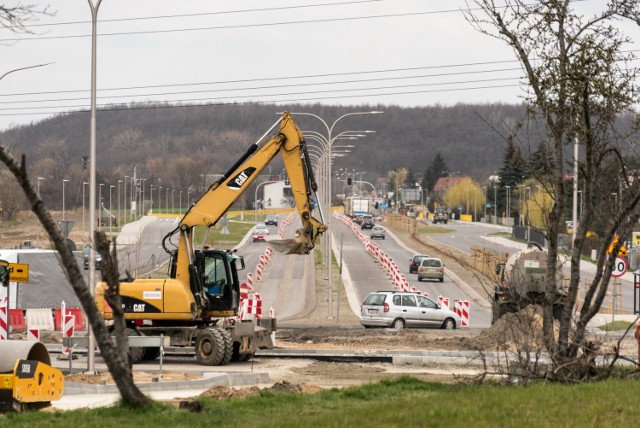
{"left": 0, "top": 341, "right": 64, "bottom": 411}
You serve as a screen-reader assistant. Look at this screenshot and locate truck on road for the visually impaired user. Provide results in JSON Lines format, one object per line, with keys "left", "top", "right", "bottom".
{"left": 344, "top": 196, "right": 370, "bottom": 218}
{"left": 492, "top": 243, "right": 566, "bottom": 323}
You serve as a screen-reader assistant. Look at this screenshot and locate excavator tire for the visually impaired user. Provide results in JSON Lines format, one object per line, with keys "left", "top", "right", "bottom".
{"left": 219, "top": 329, "right": 233, "bottom": 366}
{"left": 231, "top": 342, "right": 254, "bottom": 362}
{"left": 126, "top": 328, "right": 146, "bottom": 364}
{"left": 195, "top": 328, "right": 226, "bottom": 366}
{"left": 142, "top": 347, "right": 161, "bottom": 361}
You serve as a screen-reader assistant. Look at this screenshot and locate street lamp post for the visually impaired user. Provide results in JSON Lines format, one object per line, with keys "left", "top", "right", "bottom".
{"left": 505, "top": 185, "right": 511, "bottom": 225}
{"left": 117, "top": 180, "right": 122, "bottom": 227}
{"left": 494, "top": 186, "right": 497, "bottom": 222}
{"left": 150, "top": 184, "right": 154, "bottom": 213}
{"left": 124, "top": 176, "right": 129, "bottom": 224}
{"left": 37, "top": 177, "right": 45, "bottom": 199}
{"left": 159, "top": 186, "right": 163, "bottom": 213}
{"left": 109, "top": 185, "right": 115, "bottom": 232}
{"left": 289, "top": 110, "right": 383, "bottom": 319}
{"left": 62, "top": 179, "right": 70, "bottom": 222}
{"left": 98, "top": 183, "right": 104, "bottom": 229}
{"left": 179, "top": 190, "right": 182, "bottom": 213}
{"left": 87, "top": 0, "right": 103, "bottom": 374}
{"left": 82, "top": 182, "right": 88, "bottom": 243}
{"left": 483, "top": 186, "right": 487, "bottom": 222}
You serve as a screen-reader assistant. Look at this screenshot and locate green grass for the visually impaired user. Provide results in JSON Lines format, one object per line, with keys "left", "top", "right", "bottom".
{"left": 599, "top": 320, "right": 635, "bottom": 332}
{"left": 5, "top": 377, "right": 640, "bottom": 427}
{"left": 417, "top": 224, "right": 456, "bottom": 234}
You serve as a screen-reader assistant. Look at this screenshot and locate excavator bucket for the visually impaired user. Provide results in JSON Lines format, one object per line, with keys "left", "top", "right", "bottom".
{"left": 0, "top": 341, "right": 64, "bottom": 411}
{"left": 266, "top": 229, "right": 314, "bottom": 255}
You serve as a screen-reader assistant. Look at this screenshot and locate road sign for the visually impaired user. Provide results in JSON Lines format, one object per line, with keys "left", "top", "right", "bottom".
{"left": 607, "top": 235, "right": 628, "bottom": 256}
{"left": 612, "top": 256, "right": 628, "bottom": 278}
{"left": 9, "top": 263, "right": 29, "bottom": 282}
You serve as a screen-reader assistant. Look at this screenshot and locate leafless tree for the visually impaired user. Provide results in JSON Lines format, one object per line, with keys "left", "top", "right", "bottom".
{"left": 0, "top": 148, "right": 151, "bottom": 407}
{"left": 466, "top": 0, "right": 640, "bottom": 380}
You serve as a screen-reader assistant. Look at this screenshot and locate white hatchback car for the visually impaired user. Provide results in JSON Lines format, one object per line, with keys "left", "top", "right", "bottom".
{"left": 360, "top": 291, "right": 460, "bottom": 329}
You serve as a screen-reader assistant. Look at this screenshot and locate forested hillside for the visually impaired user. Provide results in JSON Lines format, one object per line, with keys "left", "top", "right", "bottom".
{"left": 0, "top": 102, "right": 533, "bottom": 212}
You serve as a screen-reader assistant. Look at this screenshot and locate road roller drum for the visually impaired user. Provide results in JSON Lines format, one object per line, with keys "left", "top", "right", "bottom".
{"left": 0, "top": 341, "right": 64, "bottom": 411}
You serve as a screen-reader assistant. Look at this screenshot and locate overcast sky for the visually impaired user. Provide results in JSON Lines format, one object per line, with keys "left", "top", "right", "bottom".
{"left": 0, "top": 0, "right": 633, "bottom": 132}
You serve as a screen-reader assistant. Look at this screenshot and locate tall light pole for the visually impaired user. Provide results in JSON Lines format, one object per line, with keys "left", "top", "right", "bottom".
{"left": 62, "top": 179, "right": 70, "bottom": 222}
{"left": 141, "top": 178, "right": 146, "bottom": 216}
{"left": 288, "top": 110, "right": 383, "bottom": 319}
{"left": 82, "top": 182, "right": 88, "bottom": 243}
{"left": 494, "top": 185, "right": 497, "bottom": 221}
{"left": 150, "top": 184, "right": 154, "bottom": 213}
{"left": 109, "top": 185, "right": 115, "bottom": 232}
{"left": 124, "top": 175, "right": 129, "bottom": 224}
{"left": 158, "top": 186, "right": 163, "bottom": 213}
{"left": 98, "top": 183, "right": 104, "bottom": 229}
{"left": 117, "top": 180, "right": 122, "bottom": 226}
{"left": 166, "top": 187, "right": 170, "bottom": 214}
{"left": 505, "top": 185, "right": 511, "bottom": 224}
{"left": 483, "top": 186, "right": 487, "bottom": 221}
{"left": 37, "top": 177, "right": 45, "bottom": 198}
{"left": 179, "top": 190, "right": 182, "bottom": 213}
{"left": 87, "top": 0, "right": 103, "bottom": 373}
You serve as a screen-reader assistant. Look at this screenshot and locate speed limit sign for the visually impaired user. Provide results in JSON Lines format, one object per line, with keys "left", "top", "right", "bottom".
{"left": 612, "top": 256, "right": 628, "bottom": 278}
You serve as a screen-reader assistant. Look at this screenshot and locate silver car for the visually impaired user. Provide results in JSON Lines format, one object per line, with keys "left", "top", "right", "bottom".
{"left": 360, "top": 291, "right": 460, "bottom": 329}
{"left": 370, "top": 225, "right": 385, "bottom": 240}
{"left": 417, "top": 257, "right": 444, "bottom": 282}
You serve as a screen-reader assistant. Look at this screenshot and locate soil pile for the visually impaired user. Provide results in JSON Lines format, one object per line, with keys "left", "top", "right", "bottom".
{"left": 197, "top": 380, "right": 322, "bottom": 400}
{"left": 468, "top": 305, "right": 557, "bottom": 352}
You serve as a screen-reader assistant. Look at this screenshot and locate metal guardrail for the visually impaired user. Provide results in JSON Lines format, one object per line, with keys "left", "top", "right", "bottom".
{"left": 63, "top": 335, "right": 167, "bottom": 373}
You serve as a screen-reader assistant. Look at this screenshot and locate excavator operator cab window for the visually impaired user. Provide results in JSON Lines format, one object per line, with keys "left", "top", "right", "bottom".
{"left": 203, "top": 253, "right": 229, "bottom": 297}
{"left": 0, "top": 260, "right": 9, "bottom": 287}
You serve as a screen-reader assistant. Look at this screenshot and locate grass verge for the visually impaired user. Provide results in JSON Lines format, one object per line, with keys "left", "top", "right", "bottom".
{"left": 6, "top": 377, "right": 640, "bottom": 426}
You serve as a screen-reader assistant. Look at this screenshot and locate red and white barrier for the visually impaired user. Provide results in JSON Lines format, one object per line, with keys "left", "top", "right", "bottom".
{"left": 0, "top": 297, "right": 7, "bottom": 341}
{"left": 438, "top": 296, "right": 450, "bottom": 310}
{"left": 240, "top": 283, "right": 250, "bottom": 300}
{"left": 62, "top": 314, "right": 75, "bottom": 355}
{"left": 454, "top": 300, "right": 470, "bottom": 328}
{"left": 27, "top": 328, "right": 40, "bottom": 341}
{"left": 246, "top": 273, "right": 254, "bottom": 289}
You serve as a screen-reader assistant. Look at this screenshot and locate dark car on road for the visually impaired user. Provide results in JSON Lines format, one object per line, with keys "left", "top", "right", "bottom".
{"left": 83, "top": 245, "right": 102, "bottom": 270}
{"left": 409, "top": 254, "right": 429, "bottom": 274}
{"left": 361, "top": 215, "right": 375, "bottom": 229}
{"left": 265, "top": 215, "right": 278, "bottom": 226}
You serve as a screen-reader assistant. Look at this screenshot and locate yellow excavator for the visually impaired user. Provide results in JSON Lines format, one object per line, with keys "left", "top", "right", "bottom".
{"left": 95, "top": 112, "right": 326, "bottom": 365}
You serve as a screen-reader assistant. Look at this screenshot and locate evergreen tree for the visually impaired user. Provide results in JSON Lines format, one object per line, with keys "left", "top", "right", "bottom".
{"left": 422, "top": 152, "right": 449, "bottom": 192}
{"left": 529, "top": 141, "right": 555, "bottom": 179}
{"left": 497, "top": 140, "right": 527, "bottom": 217}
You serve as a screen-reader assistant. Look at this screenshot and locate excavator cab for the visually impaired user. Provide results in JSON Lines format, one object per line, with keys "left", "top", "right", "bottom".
{"left": 0, "top": 260, "right": 9, "bottom": 287}
{"left": 195, "top": 249, "right": 243, "bottom": 315}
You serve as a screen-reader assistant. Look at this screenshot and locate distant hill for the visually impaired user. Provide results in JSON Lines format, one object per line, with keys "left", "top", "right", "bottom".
{"left": 0, "top": 101, "right": 529, "bottom": 181}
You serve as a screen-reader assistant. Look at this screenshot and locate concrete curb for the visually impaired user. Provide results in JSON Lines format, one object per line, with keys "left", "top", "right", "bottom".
{"left": 64, "top": 371, "right": 270, "bottom": 395}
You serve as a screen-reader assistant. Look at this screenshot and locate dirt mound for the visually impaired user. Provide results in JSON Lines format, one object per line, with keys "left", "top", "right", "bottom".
{"left": 276, "top": 327, "right": 478, "bottom": 351}
{"left": 197, "top": 380, "right": 321, "bottom": 400}
{"left": 467, "top": 305, "right": 555, "bottom": 352}
{"left": 198, "top": 385, "right": 261, "bottom": 399}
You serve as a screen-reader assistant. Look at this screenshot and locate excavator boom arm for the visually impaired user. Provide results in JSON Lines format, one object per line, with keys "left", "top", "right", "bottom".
{"left": 170, "top": 112, "right": 326, "bottom": 287}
